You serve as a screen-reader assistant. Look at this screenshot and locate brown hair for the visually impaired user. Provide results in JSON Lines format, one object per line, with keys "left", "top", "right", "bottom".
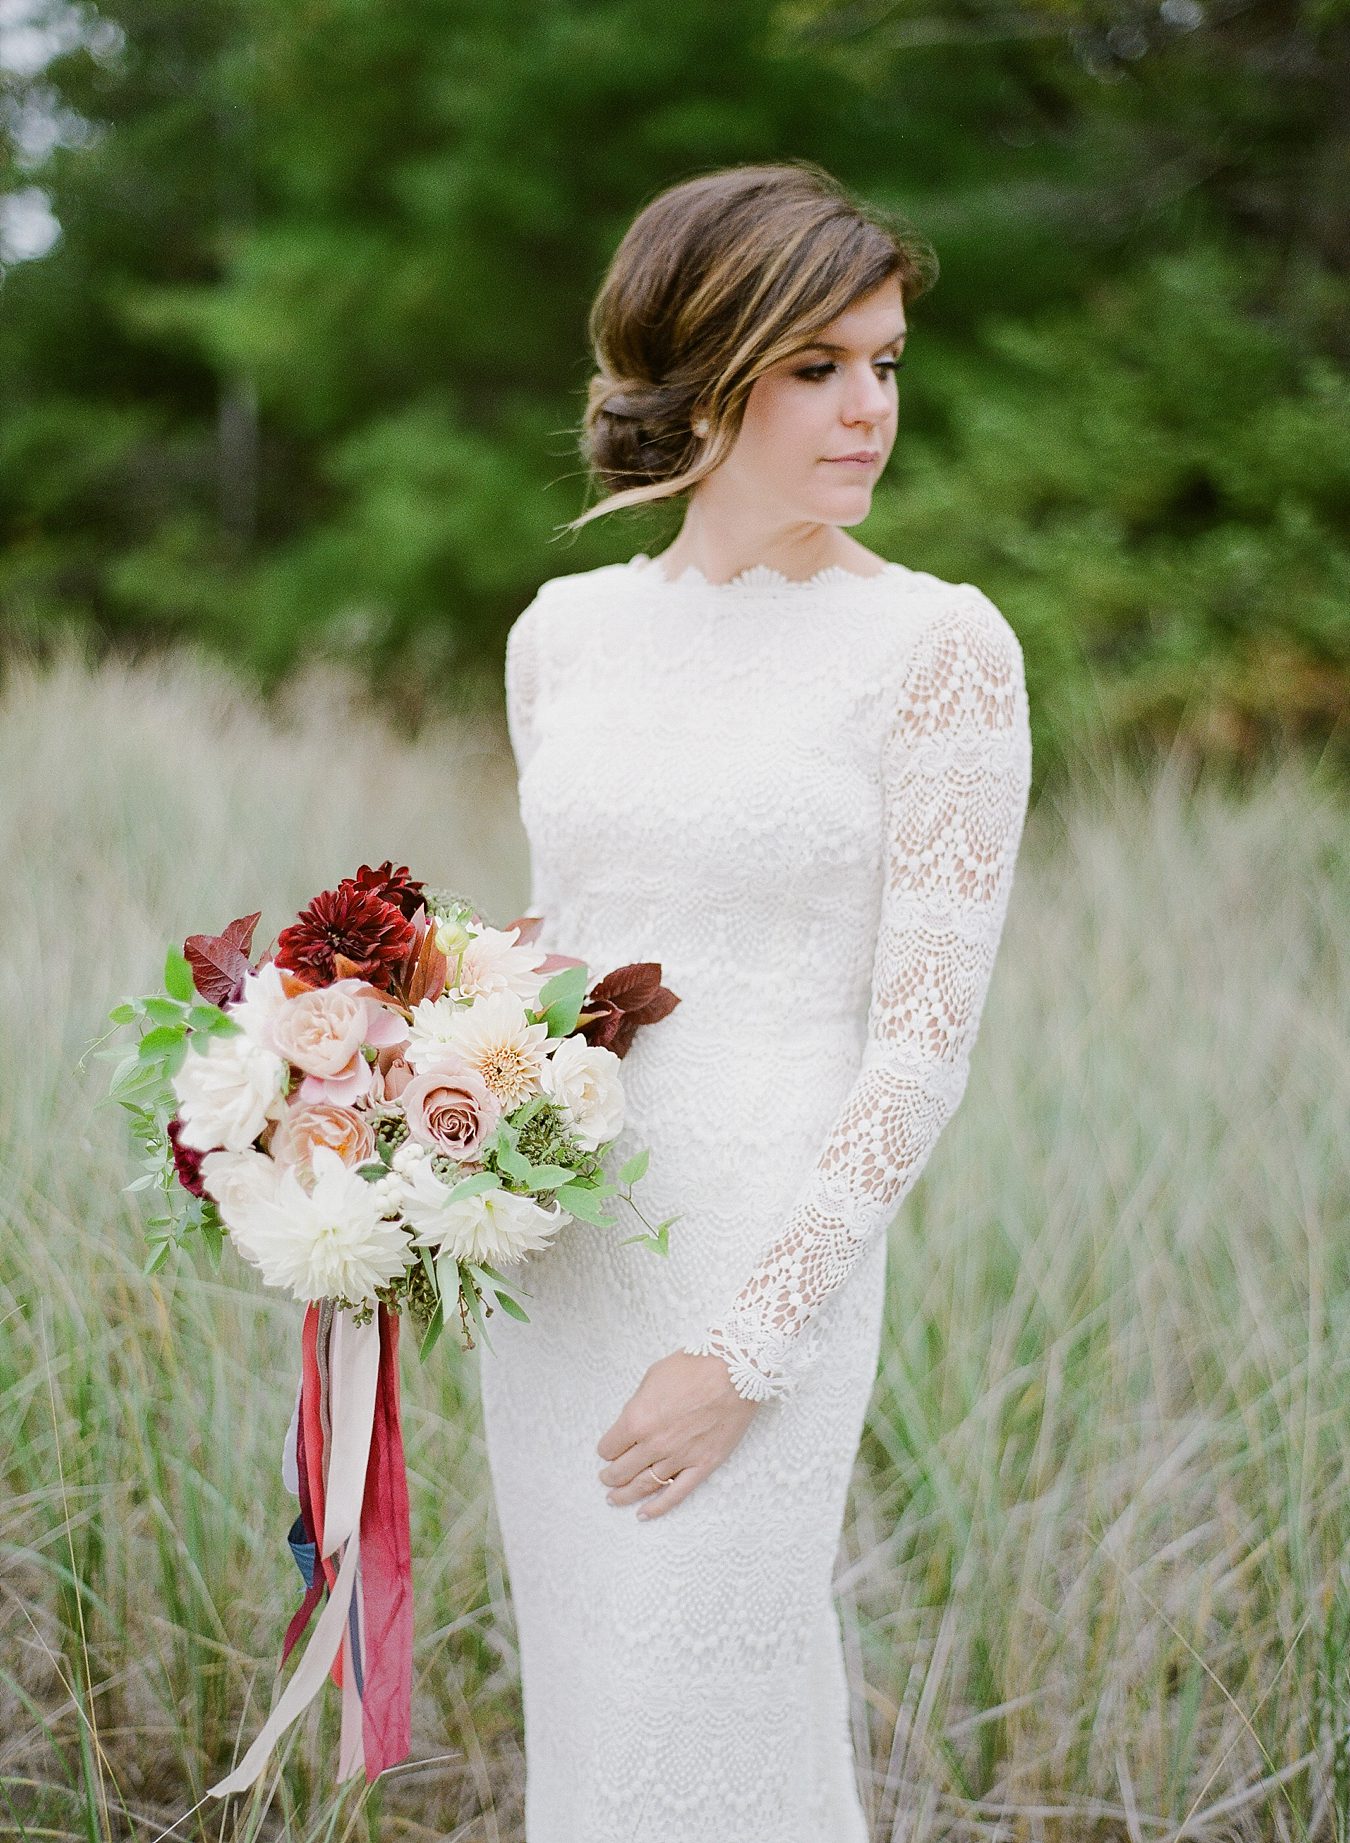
{"left": 566, "top": 159, "right": 938, "bottom": 532}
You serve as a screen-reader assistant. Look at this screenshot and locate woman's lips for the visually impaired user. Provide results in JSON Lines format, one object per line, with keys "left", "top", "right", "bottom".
{"left": 822, "top": 455, "right": 879, "bottom": 470}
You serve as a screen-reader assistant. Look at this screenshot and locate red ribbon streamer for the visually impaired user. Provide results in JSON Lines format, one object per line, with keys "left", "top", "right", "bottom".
{"left": 359, "top": 1307, "right": 413, "bottom": 1775}
{"left": 277, "top": 1300, "right": 413, "bottom": 1778}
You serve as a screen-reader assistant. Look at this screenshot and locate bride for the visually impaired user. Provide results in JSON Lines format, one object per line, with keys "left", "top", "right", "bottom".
{"left": 479, "top": 158, "right": 1033, "bottom": 1841}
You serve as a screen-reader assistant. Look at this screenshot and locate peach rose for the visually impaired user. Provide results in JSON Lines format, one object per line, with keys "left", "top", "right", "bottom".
{"left": 269, "top": 1101, "right": 376, "bottom": 1185}
{"left": 401, "top": 1055, "right": 503, "bottom": 1160}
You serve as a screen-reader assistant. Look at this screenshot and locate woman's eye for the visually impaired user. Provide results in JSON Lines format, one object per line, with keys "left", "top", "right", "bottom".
{"left": 794, "top": 360, "right": 906, "bottom": 381}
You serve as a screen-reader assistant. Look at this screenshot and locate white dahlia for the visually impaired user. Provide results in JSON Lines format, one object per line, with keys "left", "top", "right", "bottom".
{"left": 405, "top": 1176, "right": 567, "bottom": 1268}
{"left": 217, "top": 1144, "right": 411, "bottom": 1304}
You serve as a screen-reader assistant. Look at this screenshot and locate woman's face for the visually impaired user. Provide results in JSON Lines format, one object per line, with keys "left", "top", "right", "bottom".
{"left": 700, "top": 275, "right": 906, "bottom": 529}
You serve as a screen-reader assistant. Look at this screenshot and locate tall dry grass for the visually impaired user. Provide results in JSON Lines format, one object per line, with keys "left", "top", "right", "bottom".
{"left": 0, "top": 636, "right": 1346, "bottom": 1842}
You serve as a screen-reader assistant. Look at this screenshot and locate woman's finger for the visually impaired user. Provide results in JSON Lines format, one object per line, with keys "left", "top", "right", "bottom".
{"left": 597, "top": 1434, "right": 677, "bottom": 1491}
{"left": 635, "top": 1460, "right": 709, "bottom": 1520}
{"left": 603, "top": 1450, "right": 681, "bottom": 1502}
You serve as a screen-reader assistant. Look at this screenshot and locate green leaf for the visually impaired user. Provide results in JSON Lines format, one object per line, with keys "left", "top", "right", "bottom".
{"left": 553, "top": 1182, "right": 615, "bottom": 1226}
{"left": 507, "top": 1092, "right": 549, "bottom": 1127}
{"left": 491, "top": 1289, "right": 531, "bottom": 1322}
{"left": 199, "top": 1214, "right": 224, "bottom": 1268}
{"left": 618, "top": 1147, "right": 650, "bottom": 1186}
{"left": 444, "top": 1169, "right": 502, "bottom": 1203}
{"left": 137, "top": 1024, "right": 185, "bottom": 1061}
{"left": 143, "top": 1241, "right": 173, "bottom": 1276}
{"left": 108, "top": 1000, "right": 139, "bottom": 1027}
{"left": 494, "top": 1141, "right": 532, "bottom": 1184}
{"left": 520, "top": 1161, "right": 575, "bottom": 1189}
{"left": 163, "top": 945, "right": 195, "bottom": 1002}
{"left": 203, "top": 1010, "right": 243, "bottom": 1037}
{"left": 418, "top": 1299, "right": 445, "bottom": 1362}
{"left": 475, "top": 1259, "right": 527, "bottom": 1291}
{"left": 619, "top": 1224, "right": 671, "bottom": 1255}
{"left": 187, "top": 1002, "right": 228, "bottom": 1031}
{"left": 535, "top": 965, "right": 588, "bottom": 1037}
{"left": 143, "top": 996, "right": 187, "bottom": 1026}
{"left": 111, "top": 1067, "right": 172, "bottom": 1107}
{"left": 108, "top": 1051, "right": 142, "bottom": 1091}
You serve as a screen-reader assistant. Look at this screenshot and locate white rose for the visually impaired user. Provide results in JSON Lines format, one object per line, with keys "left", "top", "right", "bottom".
{"left": 172, "top": 1030, "right": 288, "bottom": 1153}
{"left": 230, "top": 961, "right": 292, "bottom": 1054}
{"left": 199, "top": 1147, "right": 284, "bottom": 1252}
{"left": 538, "top": 1036, "right": 625, "bottom": 1151}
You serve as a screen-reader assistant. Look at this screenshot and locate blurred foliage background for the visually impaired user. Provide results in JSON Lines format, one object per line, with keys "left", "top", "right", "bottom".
{"left": 1, "top": 0, "right": 1347, "bottom": 777}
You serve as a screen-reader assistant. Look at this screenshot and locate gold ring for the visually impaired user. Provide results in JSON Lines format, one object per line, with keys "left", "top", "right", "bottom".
{"left": 647, "top": 1466, "right": 674, "bottom": 1486}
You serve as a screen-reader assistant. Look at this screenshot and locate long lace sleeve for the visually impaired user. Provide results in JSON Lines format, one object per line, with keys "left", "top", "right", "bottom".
{"left": 681, "top": 588, "right": 1033, "bottom": 1403}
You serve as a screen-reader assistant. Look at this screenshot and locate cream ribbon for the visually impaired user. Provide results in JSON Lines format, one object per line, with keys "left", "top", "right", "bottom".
{"left": 208, "top": 1309, "right": 380, "bottom": 1798}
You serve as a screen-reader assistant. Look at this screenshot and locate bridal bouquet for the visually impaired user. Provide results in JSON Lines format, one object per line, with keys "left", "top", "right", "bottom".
{"left": 90, "top": 861, "right": 680, "bottom": 1793}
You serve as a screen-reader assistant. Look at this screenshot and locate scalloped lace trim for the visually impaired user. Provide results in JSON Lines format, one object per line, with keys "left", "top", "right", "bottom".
{"left": 628, "top": 551, "right": 912, "bottom": 594}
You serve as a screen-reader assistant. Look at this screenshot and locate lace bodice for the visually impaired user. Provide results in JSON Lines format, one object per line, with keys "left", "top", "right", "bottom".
{"left": 504, "top": 550, "right": 1032, "bottom": 1403}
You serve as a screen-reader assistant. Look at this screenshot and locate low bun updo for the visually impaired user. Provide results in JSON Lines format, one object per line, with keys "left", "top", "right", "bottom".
{"left": 568, "top": 159, "right": 938, "bottom": 532}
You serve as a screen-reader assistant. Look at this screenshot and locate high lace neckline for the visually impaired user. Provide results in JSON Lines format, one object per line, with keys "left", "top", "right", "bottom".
{"left": 627, "top": 551, "right": 910, "bottom": 594}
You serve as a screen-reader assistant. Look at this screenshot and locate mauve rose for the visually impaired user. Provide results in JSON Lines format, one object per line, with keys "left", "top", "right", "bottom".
{"left": 381, "top": 1055, "right": 414, "bottom": 1101}
{"left": 401, "top": 1056, "right": 502, "bottom": 1159}
{"left": 270, "top": 1101, "right": 376, "bottom": 1183}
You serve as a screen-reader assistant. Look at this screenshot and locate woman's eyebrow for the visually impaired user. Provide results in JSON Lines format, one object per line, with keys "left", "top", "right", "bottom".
{"left": 792, "top": 332, "right": 908, "bottom": 356}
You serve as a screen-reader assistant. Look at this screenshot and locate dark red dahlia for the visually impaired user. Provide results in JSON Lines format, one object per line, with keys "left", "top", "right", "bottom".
{"left": 273, "top": 883, "right": 417, "bottom": 988}
{"left": 167, "top": 1114, "right": 207, "bottom": 1198}
{"left": 344, "top": 861, "right": 426, "bottom": 922}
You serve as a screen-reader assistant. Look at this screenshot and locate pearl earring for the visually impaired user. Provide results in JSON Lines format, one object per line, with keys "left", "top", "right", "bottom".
{"left": 693, "top": 418, "right": 710, "bottom": 439}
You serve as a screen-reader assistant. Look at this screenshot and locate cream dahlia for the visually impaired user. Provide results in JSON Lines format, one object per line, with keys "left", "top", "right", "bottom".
{"left": 451, "top": 924, "right": 551, "bottom": 1006}
{"left": 426, "top": 989, "right": 552, "bottom": 1107}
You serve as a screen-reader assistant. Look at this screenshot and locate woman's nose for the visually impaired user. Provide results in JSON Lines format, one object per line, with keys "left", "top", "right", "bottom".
{"left": 842, "top": 373, "right": 891, "bottom": 425}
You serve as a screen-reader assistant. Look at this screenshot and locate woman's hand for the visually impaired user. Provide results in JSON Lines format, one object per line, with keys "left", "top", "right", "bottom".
{"left": 596, "top": 1350, "right": 759, "bottom": 1520}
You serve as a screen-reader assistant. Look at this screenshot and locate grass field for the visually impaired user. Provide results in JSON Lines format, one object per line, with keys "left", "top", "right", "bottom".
{"left": 1, "top": 637, "right": 1346, "bottom": 1842}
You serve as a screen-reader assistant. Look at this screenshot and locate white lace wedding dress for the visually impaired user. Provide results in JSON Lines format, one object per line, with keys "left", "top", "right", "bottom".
{"left": 479, "top": 550, "right": 1033, "bottom": 1842}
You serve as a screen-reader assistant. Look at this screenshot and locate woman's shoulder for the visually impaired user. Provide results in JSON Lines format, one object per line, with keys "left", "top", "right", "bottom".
{"left": 505, "top": 560, "right": 635, "bottom": 648}
{"left": 899, "top": 566, "right": 1025, "bottom": 671}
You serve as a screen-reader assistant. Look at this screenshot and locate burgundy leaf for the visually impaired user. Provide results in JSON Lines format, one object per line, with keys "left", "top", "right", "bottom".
{"left": 183, "top": 911, "right": 263, "bottom": 1006}
{"left": 579, "top": 962, "right": 680, "bottom": 1059}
